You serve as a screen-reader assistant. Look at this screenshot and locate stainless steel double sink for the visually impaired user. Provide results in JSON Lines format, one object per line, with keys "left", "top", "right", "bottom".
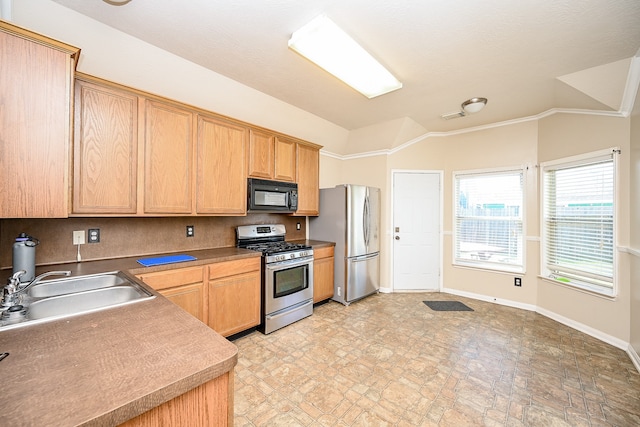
{"left": 0, "top": 271, "right": 155, "bottom": 330}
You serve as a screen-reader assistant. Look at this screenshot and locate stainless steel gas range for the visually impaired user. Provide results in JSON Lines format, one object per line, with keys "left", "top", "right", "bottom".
{"left": 236, "top": 224, "right": 314, "bottom": 334}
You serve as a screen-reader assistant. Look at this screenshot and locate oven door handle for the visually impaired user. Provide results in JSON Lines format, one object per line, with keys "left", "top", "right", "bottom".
{"left": 265, "top": 300, "right": 313, "bottom": 320}
{"left": 265, "top": 256, "right": 313, "bottom": 270}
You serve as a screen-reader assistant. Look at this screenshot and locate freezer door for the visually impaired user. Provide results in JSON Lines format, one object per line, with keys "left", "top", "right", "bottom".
{"left": 345, "top": 253, "right": 380, "bottom": 303}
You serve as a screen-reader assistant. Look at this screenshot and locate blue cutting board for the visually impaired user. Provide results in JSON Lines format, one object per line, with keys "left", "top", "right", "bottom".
{"left": 137, "top": 254, "right": 197, "bottom": 267}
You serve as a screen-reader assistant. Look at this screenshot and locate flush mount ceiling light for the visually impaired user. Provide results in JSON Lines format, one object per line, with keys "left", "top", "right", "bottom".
{"left": 461, "top": 97, "right": 488, "bottom": 114}
{"left": 442, "top": 97, "right": 488, "bottom": 120}
{"left": 103, "top": 0, "right": 132, "bottom": 5}
{"left": 288, "top": 15, "right": 402, "bottom": 98}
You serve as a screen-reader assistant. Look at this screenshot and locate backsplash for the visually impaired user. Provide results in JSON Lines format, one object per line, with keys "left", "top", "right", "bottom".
{"left": 0, "top": 214, "right": 306, "bottom": 269}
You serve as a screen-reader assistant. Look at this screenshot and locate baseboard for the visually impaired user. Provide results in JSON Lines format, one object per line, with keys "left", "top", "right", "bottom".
{"left": 442, "top": 287, "right": 537, "bottom": 312}
{"left": 379, "top": 286, "right": 393, "bottom": 294}
{"left": 536, "top": 306, "right": 629, "bottom": 350}
{"left": 628, "top": 344, "right": 640, "bottom": 373}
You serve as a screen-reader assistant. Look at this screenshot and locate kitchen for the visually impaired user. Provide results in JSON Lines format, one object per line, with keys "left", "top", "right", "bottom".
{"left": 1, "top": 0, "right": 640, "bottom": 425}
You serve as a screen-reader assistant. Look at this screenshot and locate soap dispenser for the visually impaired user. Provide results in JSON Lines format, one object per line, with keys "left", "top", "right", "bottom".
{"left": 12, "top": 233, "right": 39, "bottom": 283}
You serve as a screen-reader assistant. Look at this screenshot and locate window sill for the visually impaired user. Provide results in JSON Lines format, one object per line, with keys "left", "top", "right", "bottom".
{"left": 453, "top": 262, "right": 525, "bottom": 275}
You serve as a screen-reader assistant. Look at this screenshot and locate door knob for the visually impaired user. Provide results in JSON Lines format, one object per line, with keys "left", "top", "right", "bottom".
{"left": 395, "top": 236, "right": 400, "bottom": 240}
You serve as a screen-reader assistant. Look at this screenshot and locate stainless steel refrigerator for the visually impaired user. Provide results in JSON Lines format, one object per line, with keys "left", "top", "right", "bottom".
{"left": 309, "top": 185, "right": 380, "bottom": 305}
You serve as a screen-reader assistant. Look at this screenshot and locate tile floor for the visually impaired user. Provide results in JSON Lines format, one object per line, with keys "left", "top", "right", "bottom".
{"left": 233, "top": 293, "right": 640, "bottom": 426}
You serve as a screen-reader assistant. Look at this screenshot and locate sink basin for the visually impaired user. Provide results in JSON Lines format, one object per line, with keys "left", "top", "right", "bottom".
{"left": 0, "top": 271, "right": 155, "bottom": 330}
{"left": 28, "top": 272, "right": 129, "bottom": 298}
{"left": 28, "top": 285, "right": 152, "bottom": 320}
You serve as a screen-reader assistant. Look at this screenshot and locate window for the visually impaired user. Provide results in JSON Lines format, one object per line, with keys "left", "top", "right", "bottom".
{"left": 454, "top": 168, "right": 525, "bottom": 272}
{"left": 541, "top": 149, "right": 617, "bottom": 296}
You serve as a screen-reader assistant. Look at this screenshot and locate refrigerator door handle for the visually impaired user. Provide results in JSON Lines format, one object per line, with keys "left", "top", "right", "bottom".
{"left": 351, "top": 253, "right": 379, "bottom": 262}
{"left": 363, "top": 195, "right": 370, "bottom": 246}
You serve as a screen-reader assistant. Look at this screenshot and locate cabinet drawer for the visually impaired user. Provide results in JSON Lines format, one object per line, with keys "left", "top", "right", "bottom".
{"left": 208, "top": 257, "right": 261, "bottom": 280}
{"left": 313, "top": 246, "right": 334, "bottom": 259}
{"left": 138, "top": 266, "right": 204, "bottom": 291}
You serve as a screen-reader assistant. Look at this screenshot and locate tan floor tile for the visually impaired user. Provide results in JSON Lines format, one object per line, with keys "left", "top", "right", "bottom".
{"left": 233, "top": 293, "right": 640, "bottom": 426}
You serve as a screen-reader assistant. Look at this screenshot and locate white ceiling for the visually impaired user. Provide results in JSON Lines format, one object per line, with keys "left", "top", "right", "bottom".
{"left": 52, "top": 0, "right": 640, "bottom": 133}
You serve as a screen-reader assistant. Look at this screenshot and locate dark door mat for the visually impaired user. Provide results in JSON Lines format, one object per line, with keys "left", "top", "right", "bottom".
{"left": 423, "top": 301, "right": 474, "bottom": 311}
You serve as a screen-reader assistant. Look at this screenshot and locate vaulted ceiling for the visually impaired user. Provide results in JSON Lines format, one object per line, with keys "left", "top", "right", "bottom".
{"left": 53, "top": 0, "right": 640, "bottom": 133}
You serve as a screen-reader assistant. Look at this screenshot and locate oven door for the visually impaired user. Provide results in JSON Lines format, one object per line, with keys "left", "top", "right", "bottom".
{"left": 264, "top": 256, "right": 314, "bottom": 315}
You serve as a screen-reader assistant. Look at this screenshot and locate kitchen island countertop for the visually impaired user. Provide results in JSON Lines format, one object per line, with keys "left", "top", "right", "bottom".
{"left": 0, "top": 246, "right": 262, "bottom": 426}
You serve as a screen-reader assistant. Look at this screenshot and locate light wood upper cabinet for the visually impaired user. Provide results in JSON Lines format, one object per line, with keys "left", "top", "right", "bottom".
{"left": 274, "top": 137, "right": 296, "bottom": 182}
{"left": 248, "top": 131, "right": 296, "bottom": 182}
{"left": 296, "top": 143, "right": 320, "bottom": 216}
{"left": 196, "top": 115, "right": 247, "bottom": 214}
{"left": 73, "top": 78, "right": 138, "bottom": 214}
{"left": 70, "top": 74, "right": 320, "bottom": 217}
{"left": 143, "top": 100, "right": 194, "bottom": 214}
{"left": 248, "top": 129, "right": 274, "bottom": 179}
{"left": 0, "top": 22, "right": 79, "bottom": 218}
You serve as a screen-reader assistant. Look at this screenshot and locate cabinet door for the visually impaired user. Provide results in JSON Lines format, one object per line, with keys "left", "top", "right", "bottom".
{"left": 313, "top": 246, "right": 335, "bottom": 303}
{"left": 137, "top": 266, "right": 205, "bottom": 323}
{"left": 274, "top": 137, "right": 296, "bottom": 182}
{"left": 296, "top": 144, "right": 320, "bottom": 216}
{"left": 208, "top": 271, "right": 261, "bottom": 337}
{"left": 0, "top": 24, "right": 78, "bottom": 218}
{"left": 248, "top": 129, "right": 274, "bottom": 179}
{"left": 73, "top": 79, "right": 138, "bottom": 214}
{"left": 159, "top": 283, "right": 205, "bottom": 323}
{"left": 196, "top": 115, "right": 247, "bottom": 214}
{"left": 143, "top": 100, "right": 194, "bottom": 214}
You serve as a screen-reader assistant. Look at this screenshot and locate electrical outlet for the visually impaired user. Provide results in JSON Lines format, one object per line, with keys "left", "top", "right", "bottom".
{"left": 186, "top": 225, "right": 194, "bottom": 237}
{"left": 514, "top": 277, "right": 522, "bottom": 287}
{"left": 73, "top": 230, "right": 86, "bottom": 245}
{"left": 296, "top": 222, "right": 301, "bottom": 231}
{"left": 88, "top": 228, "right": 100, "bottom": 243}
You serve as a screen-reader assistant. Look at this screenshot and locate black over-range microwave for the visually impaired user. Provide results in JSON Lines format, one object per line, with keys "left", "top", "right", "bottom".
{"left": 247, "top": 178, "right": 298, "bottom": 213}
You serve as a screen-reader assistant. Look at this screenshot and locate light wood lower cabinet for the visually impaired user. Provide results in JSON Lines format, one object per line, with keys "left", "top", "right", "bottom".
{"left": 119, "top": 370, "right": 233, "bottom": 427}
{"left": 136, "top": 266, "right": 206, "bottom": 323}
{"left": 208, "top": 258, "right": 261, "bottom": 337}
{"left": 313, "top": 246, "right": 335, "bottom": 303}
{"left": 137, "top": 257, "right": 261, "bottom": 337}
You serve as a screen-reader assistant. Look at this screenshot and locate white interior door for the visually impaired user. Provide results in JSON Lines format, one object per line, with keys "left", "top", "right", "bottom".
{"left": 392, "top": 171, "right": 441, "bottom": 291}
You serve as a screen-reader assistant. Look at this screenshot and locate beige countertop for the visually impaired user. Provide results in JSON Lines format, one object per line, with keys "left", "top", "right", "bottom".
{"left": 0, "top": 246, "right": 263, "bottom": 427}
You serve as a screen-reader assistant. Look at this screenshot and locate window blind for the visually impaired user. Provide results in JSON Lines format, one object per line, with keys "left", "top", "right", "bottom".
{"left": 454, "top": 170, "right": 524, "bottom": 272}
{"left": 542, "top": 153, "right": 615, "bottom": 293}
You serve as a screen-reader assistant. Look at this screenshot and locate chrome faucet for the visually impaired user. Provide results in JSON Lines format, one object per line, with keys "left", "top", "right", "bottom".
{"left": 2, "top": 270, "right": 71, "bottom": 308}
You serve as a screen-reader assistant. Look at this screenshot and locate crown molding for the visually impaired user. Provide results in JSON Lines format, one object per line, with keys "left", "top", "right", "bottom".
{"left": 321, "top": 55, "right": 640, "bottom": 161}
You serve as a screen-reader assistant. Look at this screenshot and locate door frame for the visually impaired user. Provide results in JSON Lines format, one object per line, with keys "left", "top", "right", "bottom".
{"left": 390, "top": 169, "right": 444, "bottom": 292}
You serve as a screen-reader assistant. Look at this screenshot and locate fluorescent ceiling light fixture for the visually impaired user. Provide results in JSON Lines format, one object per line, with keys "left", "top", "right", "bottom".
{"left": 288, "top": 15, "right": 402, "bottom": 98}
